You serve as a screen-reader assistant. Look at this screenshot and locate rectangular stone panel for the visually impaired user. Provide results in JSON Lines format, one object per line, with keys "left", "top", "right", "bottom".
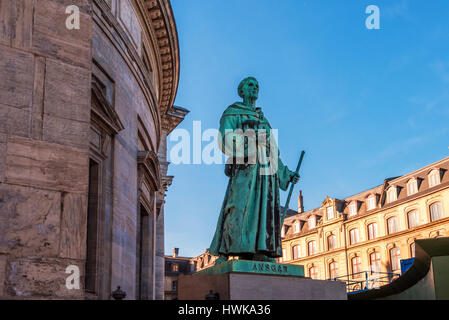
{"left": 179, "top": 273, "right": 347, "bottom": 300}
{"left": 0, "top": 184, "right": 60, "bottom": 257}
{"left": 0, "top": 254, "right": 6, "bottom": 297}
{"left": 59, "top": 193, "right": 88, "bottom": 260}
{"left": 42, "top": 114, "right": 90, "bottom": 149}
{"left": 44, "top": 59, "right": 91, "bottom": 123}
{"left": 5, "top": 257, "right": 84, "bottom": 299}
{"left": 32, "top": 0, "right": 92, "bottom": 68}
{"left": 5, "top": 135, "right": 89, "bottom": 193}
{"left": 119, "top": 0, "right": 142, "bottom": 54}
{"left": 0, "top": 0, "right": 33, "bottom": 49}
{"left": 196, "top": 260, "right": 305, "bottom": 277}
{"left": 0, "top": 133, "right": 6, "bottom": 183}
{"left": 0, "top": 45, "right": 34, "bottom": 108}
{"left": 0, "top": 103, "right": 30, "bottom": 137}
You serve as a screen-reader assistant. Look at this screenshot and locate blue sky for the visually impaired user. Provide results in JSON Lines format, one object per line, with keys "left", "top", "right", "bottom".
{"left": 165, "top": 0, "right": 449, "bottom": 257}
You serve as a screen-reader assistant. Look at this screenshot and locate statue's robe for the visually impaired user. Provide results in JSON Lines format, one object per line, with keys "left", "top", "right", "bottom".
{"left": 209, "top": 102, "right": 293, "bottom": 258}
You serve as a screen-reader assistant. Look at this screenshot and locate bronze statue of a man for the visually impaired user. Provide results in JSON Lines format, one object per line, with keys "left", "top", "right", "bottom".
{"left": 209, "top": 77, "right": 300, "bottom": 264}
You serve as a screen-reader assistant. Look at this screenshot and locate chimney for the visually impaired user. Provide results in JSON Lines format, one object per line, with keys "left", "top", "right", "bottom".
{"left": 173, "top": 248, "right": 179, "bottom": 257}
{"left": 298, "top": 190, "right": 304, "bottom": 213}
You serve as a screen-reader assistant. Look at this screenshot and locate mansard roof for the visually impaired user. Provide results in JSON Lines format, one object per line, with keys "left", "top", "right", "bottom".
{"left": 283, "top": 156, "right": 449, "bottom": 238}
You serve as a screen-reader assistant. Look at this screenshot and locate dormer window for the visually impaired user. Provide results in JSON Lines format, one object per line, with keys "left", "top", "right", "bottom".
{"left": 407, "top": 179, "right": 418, "bottom": 196}
{"left": 429, "top": 169, "right": 441, "bottom": 187}
{"left": 308, "top": 216, "right": 316, "bottom": 229}
{"left": 293, "top": 222, "right": 300, "bottom": 234}
{"left": 387, "top": 187, "right": 397, "bottom": 203}
{"left": 349, "top": 203, "right": 357, "bottom": 216}
{"left": 326, "top": 206, "right": 334, "bottom": 220}
{"left": 367, "top": 196, "right": 376, "bottom": 210}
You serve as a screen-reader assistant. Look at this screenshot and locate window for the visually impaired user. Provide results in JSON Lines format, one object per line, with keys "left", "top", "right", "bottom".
{"left": 390, "top": 247, "right": 401, "bottom": 271}
{"left": 429, "top": 170, "right": 440, "bottom": 187}
{"left": 308, "top": 241, "right": 317, "bottom": 256}
{"left": 367, "top": 196, "right": 376, "bottom": 210}
{"left": 407, "top": 179, "right": 418, "bottom": 196}
{"left": 349, "top": 229, "right": 359, "bottom": 245}
{"left": 349, "top": 203, "right": 357, "bottom": 216}
{"left": 309, "top": 266, "right": 319, "bottom": 279}
{"left": 327, "top": 206, "right": 334, "bottom": 220}
{"left": 172, "top": 280, "right": 177, "bottom": 291}
{"left": 308, "top": 216, "right": 316, "bottom": 229}
{"left": 430, "top": 202, "right": 443, "bottom": 221}
{"left": 329, "top": 262, "right": 338, "bottom": 279}
{"left": 410, "top": 242, "right": 416, "bottom": 258}
{"left": 172, "top": 263, "right": 179, "bottom": 272}
{"left": 293, "top": 222, "right": 300, "bottom": 234}
{"left": 351, "top": 257, "right": 362, "bottom": 278}
{"left": 370, "top": 252, "right": 381, "bottom": 273}
{"left": 387, "top": 187, "right": 397, "bottom": 203}
{"left": 292, "top": 245, "right": 301, "bottom": 260}
{"left": 387, "top": 217, "right": 398, "bottom": 234}
{"left": 281, "top": 226, "right": 286, "bottom": 237}
{"left": 407, "top": 210, "right": 419, "bottom": 228}
{"left": 367, "top": 223, "right": 378, "bottom": 240}
{"left": 327, "top": 234, "right": 337, "bottom": 250}
{"left": 282, "top": 248, "right": 287, "bottom": 261}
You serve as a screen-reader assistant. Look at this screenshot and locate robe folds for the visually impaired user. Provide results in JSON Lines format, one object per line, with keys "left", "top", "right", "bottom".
{"left": 209, "top": 102, "right": 293, "bottom": 258}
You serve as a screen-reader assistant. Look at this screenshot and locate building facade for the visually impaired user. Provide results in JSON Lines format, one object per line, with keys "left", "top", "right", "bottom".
{"left": 164, "top": 248, "right": 218, "bottom": 299}
{"left": 192, "top": 249, "right": 218, "bottom": 272}
{"left": 281, "top": 157, "right": 449, "bottom": 291}
{"left": 164, "top": 248, "right": 196, "bottom": 300}
{"left": 0, "top": 0, "right": 186, "bottom": 299}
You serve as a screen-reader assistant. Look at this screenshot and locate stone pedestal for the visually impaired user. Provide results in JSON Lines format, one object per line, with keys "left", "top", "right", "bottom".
{"left": 178, "top": 260, "right": 347, "bottom": 300}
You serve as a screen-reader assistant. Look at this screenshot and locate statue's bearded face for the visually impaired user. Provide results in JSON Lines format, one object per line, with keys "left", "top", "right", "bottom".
{"left": 242, "top": 79, "right": 259, "bottom": 100}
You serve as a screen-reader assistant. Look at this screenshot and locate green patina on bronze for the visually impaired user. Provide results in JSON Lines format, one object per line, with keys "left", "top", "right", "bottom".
{"left": 209, "top": 77, "right": 301, "bottom": 264}
{"left": 196, "top": 260, "right": 305, "bottom": 277}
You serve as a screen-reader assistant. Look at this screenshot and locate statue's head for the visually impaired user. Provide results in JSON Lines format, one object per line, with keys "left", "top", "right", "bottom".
{"left": 238, "top": 77, "right": 259, "bottom": 101}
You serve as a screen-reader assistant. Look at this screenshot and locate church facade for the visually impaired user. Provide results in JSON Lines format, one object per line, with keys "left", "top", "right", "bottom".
{"left": 281, "top": 157, "right": 449, "bottom": 291}
{"left": 0, "top": 0, "right": 187, "bottom": 299}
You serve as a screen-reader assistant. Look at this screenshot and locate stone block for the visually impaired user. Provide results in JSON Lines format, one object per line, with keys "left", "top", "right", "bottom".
{"left": 0, "top": 45, "right": 34, "bottom": 108}
{"left": 5, "top": 135, "right": 89, "bottom": 193}
{"left": 59, "top": 193, "right": 87, "bottom": 260}
{"left": 5, "top": 257, "right": 84, "bottom": 299}
{"left": 119, "top": 0, "right": 142, "bottom": 54}
{"left": 44, "top": 59, "right": 91, "bottom": 123}
{"left": 0, "top": 103, "right": 30, "bottom": 137}
{"left": 0, "top": 0, "right": 33, "bottom": 49}
{"left": 0, "top": 254, "right": 6, "bottom": 297}
{"left": 0, "top": 184, "right": 60, "bottom": 257}
{"left": 0, "top": 133, "right": 6, "bottom": 182}
{"left": 32, "top": 0, "right": 92, "bottom": 68}
{"left": 42, "top": 114, "right": 90, "bottom": 149}
{"left": 179, "top": 272, "right": 348, "bottom": 300}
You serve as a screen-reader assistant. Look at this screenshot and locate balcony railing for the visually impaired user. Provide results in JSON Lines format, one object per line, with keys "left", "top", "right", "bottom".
{"left": 328, "top": 271, "right": 401, "bottom": 294}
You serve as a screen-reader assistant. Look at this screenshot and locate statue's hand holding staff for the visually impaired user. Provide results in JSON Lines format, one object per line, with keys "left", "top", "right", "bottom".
{"left": 290, "top": 172, "right": 300, "bottom": 184}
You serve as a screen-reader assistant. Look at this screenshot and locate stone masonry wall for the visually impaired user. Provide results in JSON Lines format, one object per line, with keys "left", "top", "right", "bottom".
{"left": 0, "top": 0, "right": 93, "bottom": 299}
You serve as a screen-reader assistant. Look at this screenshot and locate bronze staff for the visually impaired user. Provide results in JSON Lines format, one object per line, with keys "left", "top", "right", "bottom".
{"left": 282, "top": 150, "right": 305, "bottom": 223}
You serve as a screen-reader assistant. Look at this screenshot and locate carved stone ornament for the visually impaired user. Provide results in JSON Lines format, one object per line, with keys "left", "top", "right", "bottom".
{"left": 137, "top": 150, "right": 162, "bottom": 192}
{"left": 91, "top": 80, "right": 125, "bottom": 136}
